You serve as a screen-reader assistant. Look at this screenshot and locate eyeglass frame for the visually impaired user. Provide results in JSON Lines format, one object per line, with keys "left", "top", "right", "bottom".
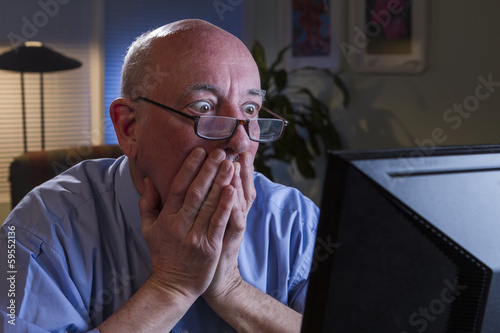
{"left": 134, "top": 96, "right": 289, "bottom": 143}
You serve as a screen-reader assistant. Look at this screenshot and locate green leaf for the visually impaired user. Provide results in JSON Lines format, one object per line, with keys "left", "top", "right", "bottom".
{"left": 252, "top": 41, "right": 269, "bottom": 88}
{"left": 274, "top": 69, "right": 288, "bottom": 93}
{"left": 308, "top": 130, "right": 321, "bottom": 155}
{"left": 252, "top": 41, "right": 267, "bottom": 70}
{"left": 299, "top": 66, "right": 350, "bottom": 108}
{"left": 269, "top": 44, "right": 291, "bottom": 72}
{"left": 251, "top": 40, "right": 349, "bottom": 180}
{"left": 253, "top": 152, "right": 273, "bottom": 180}
{"left": 295, "top": 141, "right": 316, "bottom": 178}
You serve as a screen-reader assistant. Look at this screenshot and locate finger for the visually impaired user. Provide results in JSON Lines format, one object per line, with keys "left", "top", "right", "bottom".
{"left": 164, "top": 147, "right": 206, "bottom": 214}
{"left": 216, "top": 163, "right": 246, "bottom": 253}
{"left": 230, "top": 161, "right": 245, "bottom": 213}
{"left": 239, "top": 152, "right": 256, "bottom": 211}
{"left": 219, "top": 200, "right": 246, "bottom": 262}
{"left": 181, "top": 149, "right": 228, "bottom": 220}
{"left": 192, "top": 159, "right": 234, "bottom": 235}
{"left": 206, "top": 185, "right": 236, "bottom": 246}
{"left": 224, "top": 209, "right": 246, "bottom": 254}
{"left": 139, "top": 177, "right": 161, "bottom": 231}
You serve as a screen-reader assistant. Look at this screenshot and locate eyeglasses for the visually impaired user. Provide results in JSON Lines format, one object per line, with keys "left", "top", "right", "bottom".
{"left": 134, "top": 96, "right": 288, "bottom": 143}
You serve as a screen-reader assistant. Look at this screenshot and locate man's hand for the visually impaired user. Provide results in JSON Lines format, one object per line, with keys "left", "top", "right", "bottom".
{"left": 202, "top": 151, "right": 256, "bottom": 300}
{"left": 105, "top": 148, "right": 302, "bottom": 333}
{"left": 139, "top": 147, "right": 238, "bottom": 301}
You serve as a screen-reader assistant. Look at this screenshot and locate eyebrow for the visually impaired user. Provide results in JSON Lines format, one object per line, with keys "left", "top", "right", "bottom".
{"left": 185, "top": 83, "right": 266, "bottom": 100}
{"left": 186, "top": 83, "right": 220, "bottom": 95}
{"left": 249, "top": 88, "right": 267, "bottom": 100}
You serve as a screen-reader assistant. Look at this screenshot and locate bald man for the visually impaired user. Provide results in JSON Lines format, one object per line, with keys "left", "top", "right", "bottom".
{"left": 0, "top": 19, "right": 319, "bottom": 332}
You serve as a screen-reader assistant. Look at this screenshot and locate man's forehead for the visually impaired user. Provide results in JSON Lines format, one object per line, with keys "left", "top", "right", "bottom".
{"left": 183, "top": 83, "right": 266, "bottom": 99}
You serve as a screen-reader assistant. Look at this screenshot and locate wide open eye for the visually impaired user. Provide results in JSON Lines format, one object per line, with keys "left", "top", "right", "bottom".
{"left": 189, "top": 101, "right": 215, "bottom": 114}
{"left": 242, "top": 103, "right": 259, "bottom": 117}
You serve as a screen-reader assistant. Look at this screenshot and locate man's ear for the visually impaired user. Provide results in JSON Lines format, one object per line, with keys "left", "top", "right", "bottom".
{"left": 110, "top": 98, "right": 138, "bottom": 158}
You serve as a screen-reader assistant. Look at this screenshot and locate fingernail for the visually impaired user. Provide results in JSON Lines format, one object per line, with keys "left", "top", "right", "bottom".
{"left": 225, "top": 186, "right": 235, "bottom": 198}
{"left": 193, "top": 147, "right": 205, "bottom": 159}
{"left": 243, "top": 152, "right": 252, "bottom": 166}
{"left": 221, "top": 160, "right": 232, "bottom": 175}
{"left": 212, "top": 149, "right": 225, "bottom": 162}
{"left": 234, "top": 161, "right": 241, "bottom": 175}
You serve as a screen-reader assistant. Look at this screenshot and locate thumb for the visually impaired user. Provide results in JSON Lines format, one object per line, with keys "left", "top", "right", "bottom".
{"left": 139, "top": 177, "right": 161, "bottom": 230}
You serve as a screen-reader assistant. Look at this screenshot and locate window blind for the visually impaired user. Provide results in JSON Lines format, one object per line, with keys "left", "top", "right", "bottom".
{"left": 0, "top": 1, "right": 100, "bottom": 204}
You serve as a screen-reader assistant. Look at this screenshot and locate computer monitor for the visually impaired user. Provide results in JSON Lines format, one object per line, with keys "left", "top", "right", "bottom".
{"left": 301, "top": 145, "right": 500, "bottom": 332}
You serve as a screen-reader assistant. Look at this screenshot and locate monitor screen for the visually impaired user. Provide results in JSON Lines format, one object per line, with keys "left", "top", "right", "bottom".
{"left": 301, "top": 145, "right": 500, "bottom": 333}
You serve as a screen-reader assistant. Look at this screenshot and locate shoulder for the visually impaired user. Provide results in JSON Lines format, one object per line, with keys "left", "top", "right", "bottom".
{"left": 241, "top": 172, "right": 320, "bottom": 306}
{"left": 5, "top": 156, "right": 128, "bottom": 237}
{"left": 22, "top": 156, "right": 122, "bottom": 208}
{"left": 251, "top": 172, "right": 319, "bottom": 232}
{"left": 253, "top": 172, "right": 320, "bottom": 216}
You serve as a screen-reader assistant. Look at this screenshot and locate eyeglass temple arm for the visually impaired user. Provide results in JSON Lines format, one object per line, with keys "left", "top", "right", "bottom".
{"left": 261, "top": 107, "right": 289, "bottom": 125}
{"left": 134, "top": 96, "right": 196, "bottom": 121}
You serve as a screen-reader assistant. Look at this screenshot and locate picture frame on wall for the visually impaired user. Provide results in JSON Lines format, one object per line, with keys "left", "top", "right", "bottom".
{"left": 343, "top": 0, "right": 428, "bottom": 74}
{"left": 282, "top": 0, "right": 344, "bottom": 71}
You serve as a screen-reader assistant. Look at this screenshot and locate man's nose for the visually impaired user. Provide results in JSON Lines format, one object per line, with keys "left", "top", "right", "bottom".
{"left": 226, "top": 121, "right": 252, "bottom": 153}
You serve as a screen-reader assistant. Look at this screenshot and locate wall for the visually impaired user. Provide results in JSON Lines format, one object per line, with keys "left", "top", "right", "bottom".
{"left": 249, "top": 0, "right": 500, "bottom": 204}
{"left": 338, "top": 0, "right": 500, "bottom": 151}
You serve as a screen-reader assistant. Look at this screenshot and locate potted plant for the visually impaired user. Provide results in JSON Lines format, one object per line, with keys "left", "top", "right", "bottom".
{"left": 252, "top": 41, "right": 349, "bottom": 180}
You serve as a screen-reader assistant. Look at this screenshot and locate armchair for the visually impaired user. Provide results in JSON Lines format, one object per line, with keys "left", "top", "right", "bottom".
{"left": 9, "top": 145, "right": 123, "bottom": 209}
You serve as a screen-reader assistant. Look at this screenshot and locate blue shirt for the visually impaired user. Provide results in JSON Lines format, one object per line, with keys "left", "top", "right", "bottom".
{"left": 0, "top": 156, "right": 318, "bottom": 332}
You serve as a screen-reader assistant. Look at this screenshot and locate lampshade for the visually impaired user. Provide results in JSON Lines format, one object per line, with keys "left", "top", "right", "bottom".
{"left": 0, "top": 41, "right": 81, "bottom": 73}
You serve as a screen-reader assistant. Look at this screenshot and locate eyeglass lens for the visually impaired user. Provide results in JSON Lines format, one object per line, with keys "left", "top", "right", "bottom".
{"left": 196, "top": 117, "right": 283, "bottom": 142}
{"left": 257, "top": 119, "right": 284, "bottom": 141}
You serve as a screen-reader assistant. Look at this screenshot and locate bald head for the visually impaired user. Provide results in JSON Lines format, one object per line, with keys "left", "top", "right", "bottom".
{"left": 121, "top": 19, "right": 258, "bottom": 99}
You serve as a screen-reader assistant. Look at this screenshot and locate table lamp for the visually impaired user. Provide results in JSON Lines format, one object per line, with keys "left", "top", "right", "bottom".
{"left": 0, "top": 41, "right": 82, "bottom": 152}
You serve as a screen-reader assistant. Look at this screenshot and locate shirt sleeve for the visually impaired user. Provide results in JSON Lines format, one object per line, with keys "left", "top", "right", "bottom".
{"left": 241, "top": 173, "right": 319, "bottom": 314}
{"left": 286, "top": 200, "right": 319, "bottom": 313}
{"left": 0, "top": 224, "right": 95, "bottom": 332}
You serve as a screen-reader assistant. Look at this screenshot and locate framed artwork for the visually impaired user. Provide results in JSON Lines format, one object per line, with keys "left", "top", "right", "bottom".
{"left": 344, "top": 0, "right": 428, "bottom": 74}
{"left": 282, "top": 0, "right": 344, "bottom": 71}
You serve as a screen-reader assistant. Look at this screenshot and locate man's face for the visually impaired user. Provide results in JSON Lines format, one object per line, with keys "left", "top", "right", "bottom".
{"left": 132, "top": 30, "right": 261, "bottom": 201}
